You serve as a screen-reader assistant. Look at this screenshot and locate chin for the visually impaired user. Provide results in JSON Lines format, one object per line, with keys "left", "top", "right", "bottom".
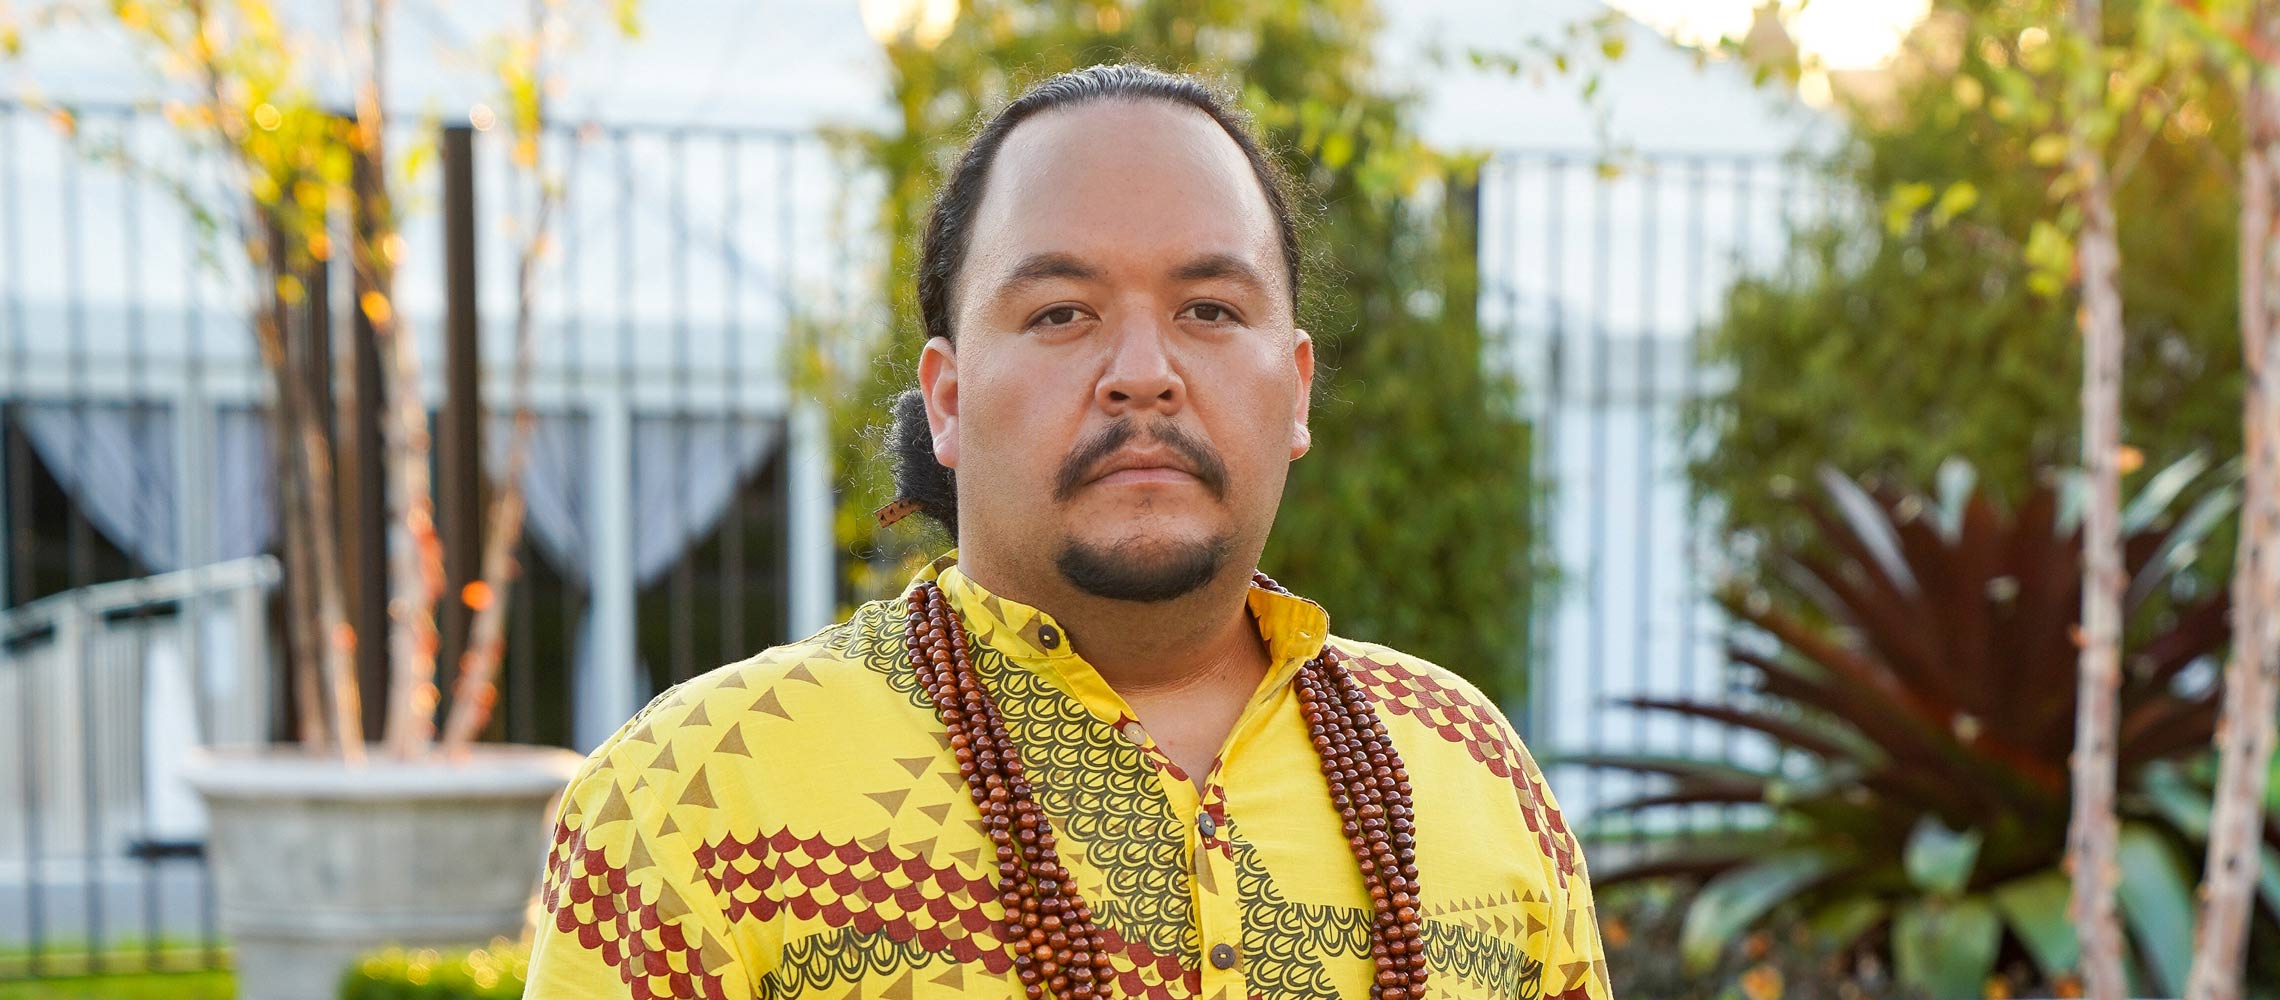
{"left": 1053, "top": 528, "right": 1233, "bottom": 604}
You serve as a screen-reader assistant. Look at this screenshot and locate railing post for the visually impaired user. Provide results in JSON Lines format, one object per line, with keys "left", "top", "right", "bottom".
{"left": 344, "top": 122, "right": 391, "bottom": 739}
{"left": 437, "top": 123, "right": 484, "bottom": 712}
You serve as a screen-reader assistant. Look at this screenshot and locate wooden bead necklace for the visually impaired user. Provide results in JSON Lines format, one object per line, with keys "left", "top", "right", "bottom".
{"left": 900, "top": 574, "right": 1427, "bottom": 1000}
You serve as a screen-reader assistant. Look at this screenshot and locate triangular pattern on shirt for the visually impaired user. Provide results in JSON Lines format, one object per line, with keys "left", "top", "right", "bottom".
{"left": 591, "top": 784, "right": 633, "bottom": 827}
{"left": 714, "top": 724, "right": 752, "bottom": 757}
{"left": 751, "top": 689, "right": 793, "bottom": 720}
{"left": 678, "top": 766, "right": 716, "bottom": 809}
{"left": 866, "top": 787, "right": 912, "bottom": 816}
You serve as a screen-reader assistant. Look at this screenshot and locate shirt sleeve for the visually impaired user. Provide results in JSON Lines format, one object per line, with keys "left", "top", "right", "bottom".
{"left": 524, "top": 709, "right": 754, "bottom": 1000}
{"left": 1519, "top": 744, "right": 1613, "bottom": 1000}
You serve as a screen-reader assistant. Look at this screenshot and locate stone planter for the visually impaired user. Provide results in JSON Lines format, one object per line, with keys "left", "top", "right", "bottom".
{"left": 183, "top": 744, "right": 583, "bottom": 1000}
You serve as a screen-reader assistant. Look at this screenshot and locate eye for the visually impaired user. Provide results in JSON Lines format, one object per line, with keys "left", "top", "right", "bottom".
{"left": 1181, "top": 302, "right": 1239, "bottom": 324}
{"left": 1030, "top": 305, "right": 1087, "bottom": 329}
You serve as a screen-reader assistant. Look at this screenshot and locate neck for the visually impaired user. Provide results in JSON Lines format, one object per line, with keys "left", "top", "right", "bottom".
{"left": 953, "top": 549, "right": 1268, "bottom": 695}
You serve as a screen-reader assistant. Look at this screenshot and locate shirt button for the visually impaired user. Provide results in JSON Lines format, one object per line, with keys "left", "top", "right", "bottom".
{"left": 1037, "top": 624, "right": 1061, "bottom": 649}
{"left": 1198, "top": 813, "right": 1217, "bottom": 838}
{"left": 1120, "top": 721, "right": 1148, "bottom": 746}
{"left": 1210, "top": 943, "right": 1238, "bottom": 970}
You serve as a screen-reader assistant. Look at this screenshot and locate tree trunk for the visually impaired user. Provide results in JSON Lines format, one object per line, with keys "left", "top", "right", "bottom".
{"left": 255, "top": 207, "right": 362, "bottom": 756}
{"left": 265, "top": 312, "right": 327, "bottom": 753}
{"left": 2184, "top": 4, "right": 2280, "bottom": 996}
{"left": 2063, "top": 3, "right": 2131, "bottom": 999}
{"left": 340, "top": 0, "right": 446, "bottom": 758}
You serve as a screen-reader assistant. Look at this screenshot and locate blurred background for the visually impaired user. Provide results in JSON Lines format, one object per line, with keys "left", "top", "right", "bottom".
{"left": 1, "top": 0, "right": 2272, "bottom": 997}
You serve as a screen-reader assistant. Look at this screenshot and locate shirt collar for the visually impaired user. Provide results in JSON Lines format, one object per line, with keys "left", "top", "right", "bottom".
{"left": 907, "top": 549, "right": 1332, "bottom": 683}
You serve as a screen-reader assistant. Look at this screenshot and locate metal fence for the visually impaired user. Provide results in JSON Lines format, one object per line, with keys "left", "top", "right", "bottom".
{"left": 0, "top": 101, "right": 857, "bottom": 978}
{"left": 1478, "top": 149, "right": 1842, "bottom": 835}
{"left": 0, "top": 95, "right": 1841, "bottom": 978}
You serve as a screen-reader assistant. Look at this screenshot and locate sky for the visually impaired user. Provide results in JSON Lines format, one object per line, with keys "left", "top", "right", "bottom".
{"left": 1, "top": 0, "right": 1916, "bottom": 132}
{"left": 1604, "top": 0, "right": 1933, "bottom": 69}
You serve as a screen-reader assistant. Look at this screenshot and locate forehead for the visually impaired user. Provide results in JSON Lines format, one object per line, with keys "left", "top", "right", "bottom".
{"left": 961, "top": 99, "right": 1282, "bottom": 294}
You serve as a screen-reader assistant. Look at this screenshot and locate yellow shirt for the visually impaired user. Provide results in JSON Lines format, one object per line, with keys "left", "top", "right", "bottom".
{"left": 526, "top": 552, "right": 1609, "bottom": 1000}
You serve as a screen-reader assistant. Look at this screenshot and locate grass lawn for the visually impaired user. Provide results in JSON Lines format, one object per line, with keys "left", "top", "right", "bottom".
{"left": 0, "top": 970, "right": 233, "bottom": 999}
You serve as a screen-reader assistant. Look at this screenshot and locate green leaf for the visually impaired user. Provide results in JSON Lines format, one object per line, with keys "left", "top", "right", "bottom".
{"left": 2116, "top": 824, "right": 2196, "bottom": 998}
{"left": 1680, "top": 850, "right": 1843, "bottom": 973}
{"left": 2141, "top": 760, "right": 2213, "bottom": 839}
{"left": 1931, "top": 182, "right": 1978, "bottom": 226}
{"left": 2028, "top": 132, "right": 2070, "bottom": 166}
{"left": 1806, "top": 896, "right": 1886, "bottom": 952}
{"left": 1991, "top": 870, "right": 2079, "bottom": 980}
{"left": 1892, "top": 896, "right": 2000, "bottom": 1000}
{"left": 1883, "top": 181, "right": 1936, "bottom": 236}
{"left": 1903, "top": 818, "right": 1982, "bottom": 896}
{"left": 2127, "top": 480, "right": 2239, "bottom": 606}
{"left": 2120, "top": 451, "right": 2211, "bottom": 534}
{"left": 2263, "top": 845, "right": 2280, "bottom": 927}
{"left": 1321, "top": 129, "right": 1355, "bottom": 172}
{"left": 2143, "top": 762, "right": 2280, "bottom": 926}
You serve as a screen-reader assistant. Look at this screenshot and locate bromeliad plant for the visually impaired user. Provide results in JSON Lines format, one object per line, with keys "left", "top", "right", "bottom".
{"left": 1575, "top": 457, "right": 2271, "bottom": 998}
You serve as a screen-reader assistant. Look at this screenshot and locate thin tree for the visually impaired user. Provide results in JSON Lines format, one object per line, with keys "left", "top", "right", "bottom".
{"left": 2186, "top": 2, "right": 2280, "bottom": 996}
{"left": 2062, "top": 0, "right": 2132, "bottom": 997}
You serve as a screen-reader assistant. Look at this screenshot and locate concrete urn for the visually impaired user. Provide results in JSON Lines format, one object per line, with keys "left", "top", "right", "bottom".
{"left": 183, "top": 744, "right": 582, "bottom": 1000}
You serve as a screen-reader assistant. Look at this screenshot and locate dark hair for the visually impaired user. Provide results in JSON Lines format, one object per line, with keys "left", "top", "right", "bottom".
{"left": 889, "top": 63, "right": 1305, "bottom": 538}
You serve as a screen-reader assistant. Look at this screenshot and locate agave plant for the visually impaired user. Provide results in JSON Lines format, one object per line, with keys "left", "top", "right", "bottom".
{"left": 1574, "top": 456, "right": 2270, "bottom": 998}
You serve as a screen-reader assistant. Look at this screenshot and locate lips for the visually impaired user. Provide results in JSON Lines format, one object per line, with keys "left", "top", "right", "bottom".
{"left": 1087, "top": 449, "right": 1201, "bottom": 487}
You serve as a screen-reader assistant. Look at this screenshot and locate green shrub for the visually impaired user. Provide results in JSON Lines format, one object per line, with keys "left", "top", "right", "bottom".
{"left": 338, "top": 940, "right": 528, "bottom": 1000}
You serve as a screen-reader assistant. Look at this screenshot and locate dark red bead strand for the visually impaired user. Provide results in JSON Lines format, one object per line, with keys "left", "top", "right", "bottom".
{"left": 1323, "top": 654, "right": 1426, "bottom": 998}
{"left": 1296, "top": 660, "right": 1422, "bottom": 1000}
{"left": 905, "top": 585, "right": 1105, "bottom": 1000}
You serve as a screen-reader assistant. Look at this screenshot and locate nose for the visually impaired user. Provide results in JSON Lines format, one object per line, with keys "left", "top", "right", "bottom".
{"left": 1094, "top": 315, "right": 1185, "bottom": 416}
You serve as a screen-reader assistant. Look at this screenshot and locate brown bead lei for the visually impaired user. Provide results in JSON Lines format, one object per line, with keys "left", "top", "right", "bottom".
{"left": 900, "top": 574, "right": 1427, "bottom": 1000}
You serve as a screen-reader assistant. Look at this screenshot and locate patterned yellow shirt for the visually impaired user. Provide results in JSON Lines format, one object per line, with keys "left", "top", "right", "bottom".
{"left": 526, "top": 552, "right": 1609, "bottom": 1000}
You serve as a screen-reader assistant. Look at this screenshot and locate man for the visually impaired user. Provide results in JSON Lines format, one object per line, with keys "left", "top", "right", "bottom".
{"left": 526, "top": 63, "right": 1608, "bottom": 1000}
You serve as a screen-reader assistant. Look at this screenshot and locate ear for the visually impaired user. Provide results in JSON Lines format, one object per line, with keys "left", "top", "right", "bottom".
{"left": 919, "top": 336, "right": 960, "bottom": 469}
{"left": 1288, "top": 328, "right": 1314, "bottom": 460}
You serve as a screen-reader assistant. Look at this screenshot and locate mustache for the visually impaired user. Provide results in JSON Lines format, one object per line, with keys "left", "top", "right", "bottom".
{"left": 1052, "top": 420, "right": 1230, "bottom": 502}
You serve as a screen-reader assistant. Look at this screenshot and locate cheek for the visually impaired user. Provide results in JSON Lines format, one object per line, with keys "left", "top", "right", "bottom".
{"left": 957, "top": 357, "right": 1085, "bottom": 480}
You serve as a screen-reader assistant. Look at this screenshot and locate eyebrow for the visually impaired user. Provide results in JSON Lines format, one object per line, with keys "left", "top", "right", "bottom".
{"left": 984, "top": 250, "right": 1272, "bottom": 310}
{"left": 997, "top": 252, "right": 1103, "bottom": 295}
{"left": 1167, "top": 252, "right": 1270, "bottom": 293}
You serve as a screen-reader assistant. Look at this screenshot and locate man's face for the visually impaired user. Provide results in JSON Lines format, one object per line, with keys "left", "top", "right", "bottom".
{"left": 919, "top": 99, "right": 1313, "bottom": 603}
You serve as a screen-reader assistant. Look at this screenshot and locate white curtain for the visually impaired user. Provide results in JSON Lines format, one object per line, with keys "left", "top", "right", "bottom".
{"left": 17, "top": 402, "right": 274, "bottom": 571}
{"left": 492, "top": 409, "right": 781, "bottom": 747}
{"left": 18, "top": 401, "right": 778, "bottom": 752}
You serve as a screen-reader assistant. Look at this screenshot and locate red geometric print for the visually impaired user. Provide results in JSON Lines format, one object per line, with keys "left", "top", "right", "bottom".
{"left": 542, "top": 818, "right": 733, "bottom": 1000}
{"left": 1341, "top": 650, "right": 1581, "bottom": 887}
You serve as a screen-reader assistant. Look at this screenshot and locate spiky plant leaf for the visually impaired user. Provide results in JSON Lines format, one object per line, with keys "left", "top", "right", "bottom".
{"left": 1680, "top": 850, "right": 1850, "bottom": 973}
{"left": 1585, "top": 456, "right": 2247, "bottom": 988}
